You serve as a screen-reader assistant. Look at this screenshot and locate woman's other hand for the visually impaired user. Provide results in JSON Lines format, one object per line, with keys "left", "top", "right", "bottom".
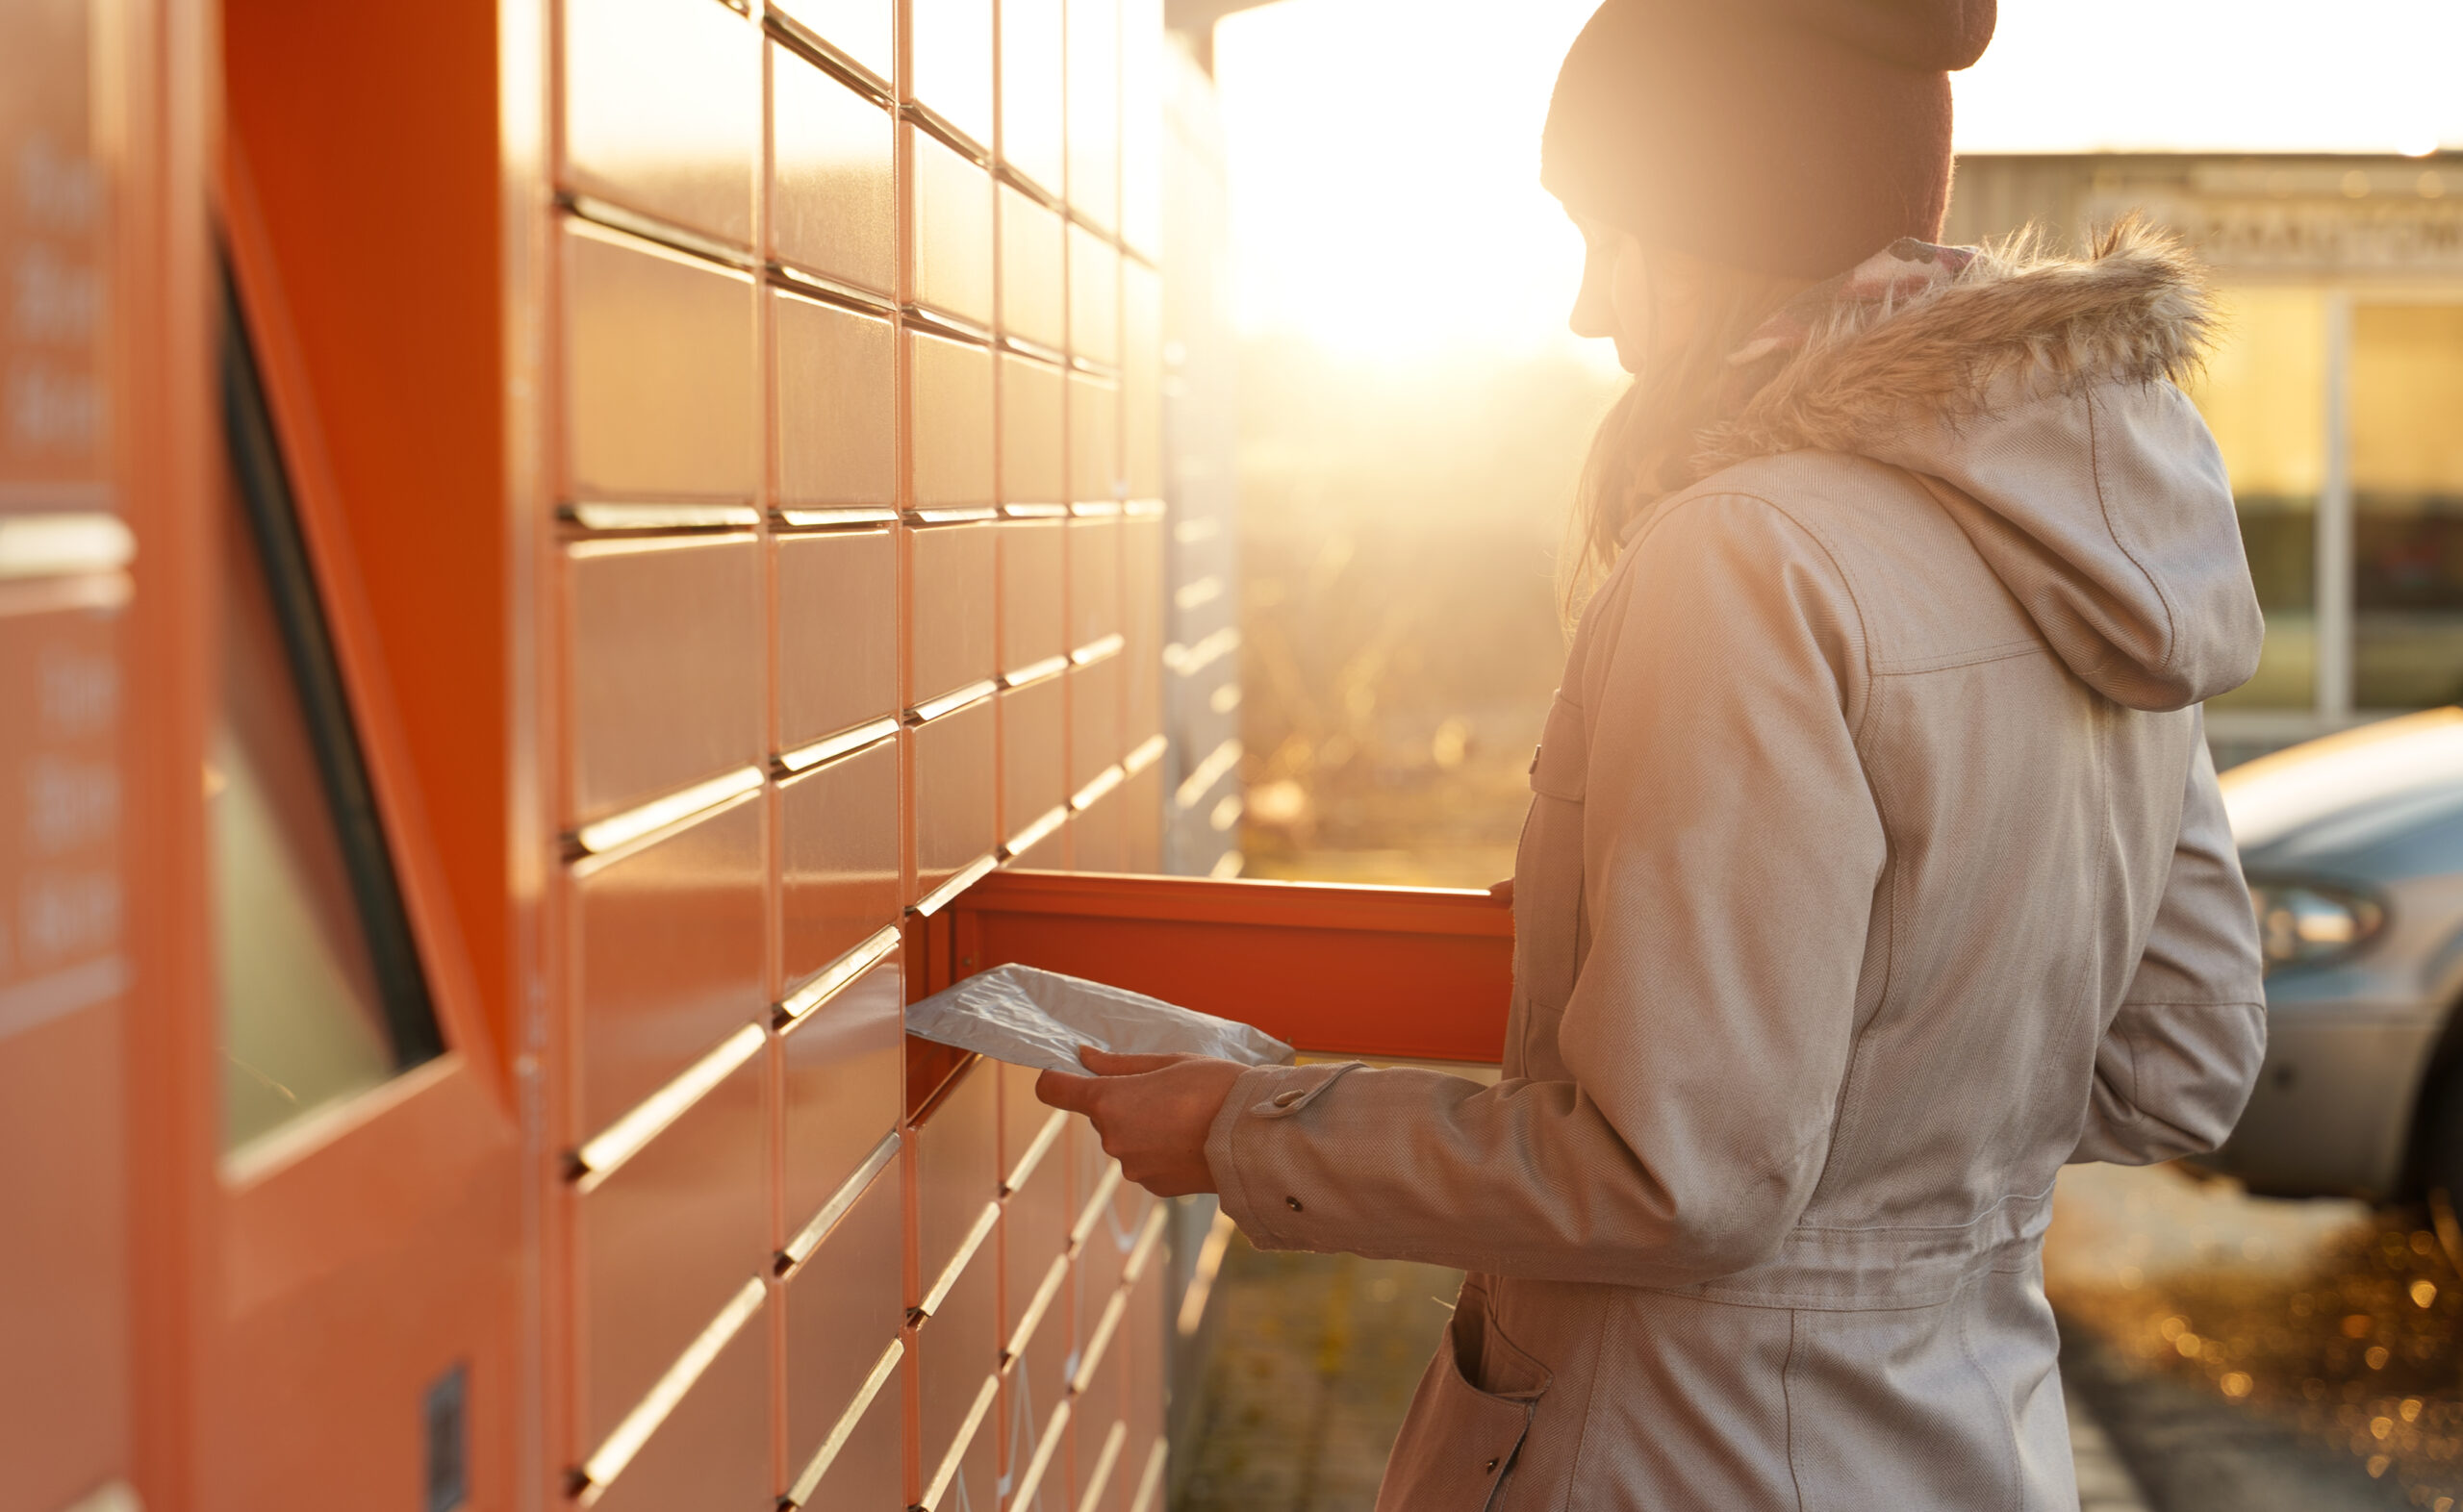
{"left": 1034, "top": 1048, "right": 1246, "bottom": 1197}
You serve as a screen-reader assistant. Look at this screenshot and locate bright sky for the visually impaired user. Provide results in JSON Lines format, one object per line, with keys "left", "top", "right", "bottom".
{"left": 1212, "top": 0, "right": 2463, "bottom": 361}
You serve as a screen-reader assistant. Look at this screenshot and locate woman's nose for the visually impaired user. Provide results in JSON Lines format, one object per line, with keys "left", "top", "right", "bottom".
{"left": 1569, "top": 265, "right": 1615, "bottom": 340}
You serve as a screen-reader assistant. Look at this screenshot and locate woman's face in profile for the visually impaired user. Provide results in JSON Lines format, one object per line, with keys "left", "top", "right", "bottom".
{"left": 1568, "top": 215, "right": 1708, "bottom": 377}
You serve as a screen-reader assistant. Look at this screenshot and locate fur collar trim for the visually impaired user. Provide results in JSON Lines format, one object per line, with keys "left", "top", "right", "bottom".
{"left": 1692, "top": 216, "right": 2219, "bottom": 479}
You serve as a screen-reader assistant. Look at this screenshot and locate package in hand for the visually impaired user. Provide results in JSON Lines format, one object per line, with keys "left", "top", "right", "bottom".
{"left": 903, "top": 964, "right": 1296, "bottom": 1076}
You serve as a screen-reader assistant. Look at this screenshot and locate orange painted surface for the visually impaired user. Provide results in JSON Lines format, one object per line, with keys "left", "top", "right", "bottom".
{"left": 952, "top": 872, "right": 1516, "bottom": 1064}
{"left": 221, "top": 0, "right": 511, "bottom": 1072}
{"left": 207, "top": 6, "right": 522, "bottom": 1508}
{"left": 1, "top": 2, "right": 209, "bottom": 1508}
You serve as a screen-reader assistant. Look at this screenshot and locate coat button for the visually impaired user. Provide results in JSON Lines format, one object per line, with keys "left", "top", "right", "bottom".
{"left": 1285, "top": 1196, "right": 1304, "bottom": 1212}
{"left": 1485, "top": 1457, "right": 1500, "bottom": 1473}
{"left": 1271, "top": 1088, "right": 1306, "bottom": 1108}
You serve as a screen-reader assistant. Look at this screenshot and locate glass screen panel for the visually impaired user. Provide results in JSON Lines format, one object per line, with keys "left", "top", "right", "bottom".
{"left": 2188, "top": 288, "right": 2323, "bottom": 711}
{"left": 216, "top": 278, "right": 443, "bottom": 1157}
{"left": 2349, "top": 303, "right": 2463, "bottom": 710}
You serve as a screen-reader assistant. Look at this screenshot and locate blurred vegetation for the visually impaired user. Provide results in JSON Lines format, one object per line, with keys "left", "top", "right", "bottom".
{"left": 1233, "top": 335, "right": 1622, "bottom": 887}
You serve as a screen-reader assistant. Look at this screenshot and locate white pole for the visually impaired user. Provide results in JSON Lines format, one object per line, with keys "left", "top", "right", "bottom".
{"left": 2317, "top": 290, "right": 2354, "bottom": 723}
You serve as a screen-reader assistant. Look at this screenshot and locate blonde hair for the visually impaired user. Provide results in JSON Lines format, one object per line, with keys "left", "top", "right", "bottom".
{"left": 1561, "top": 261, "right": 1811, "bottom": 623}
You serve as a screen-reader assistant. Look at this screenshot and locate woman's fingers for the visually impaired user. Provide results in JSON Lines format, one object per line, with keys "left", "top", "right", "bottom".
{"left": 1029, "top": 1053, "right": 1243, "bottom": 1198}
{"left": 1033, "top": 1067, "right": 1101, "bottom": 1114}
{"left": 1077, "top": 1046, "right": 1193, "bottom": 1076}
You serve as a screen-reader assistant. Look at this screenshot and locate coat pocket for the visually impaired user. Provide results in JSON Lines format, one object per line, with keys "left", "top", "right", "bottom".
{"left": 1377, "top": 1287, "right": 1550, "bottom": 1512}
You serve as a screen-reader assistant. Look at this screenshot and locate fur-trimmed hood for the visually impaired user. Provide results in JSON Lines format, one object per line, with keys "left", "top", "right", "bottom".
{"left": 1695, "top": 220, "right": 2264, "bottom": 712}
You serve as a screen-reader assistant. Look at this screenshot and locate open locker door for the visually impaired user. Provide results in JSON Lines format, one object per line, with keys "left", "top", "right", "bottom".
{"left": 942, "top": 870, "right": 1515, "bottom": 1066}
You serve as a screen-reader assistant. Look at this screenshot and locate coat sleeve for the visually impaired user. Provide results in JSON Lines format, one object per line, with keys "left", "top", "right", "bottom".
{"left": 2069, "top": 723, "right": 2268, "bottom": 1166}
{"left": 1202, "top": 495, "right": 1886, "bottom": 1287}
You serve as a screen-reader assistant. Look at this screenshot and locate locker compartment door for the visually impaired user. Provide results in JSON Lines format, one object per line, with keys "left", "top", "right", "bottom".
{"left": 945, "top": 872, "right": 1513, "bottom": 1066}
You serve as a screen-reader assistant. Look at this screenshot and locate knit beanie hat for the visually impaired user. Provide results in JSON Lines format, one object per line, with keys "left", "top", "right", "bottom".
{"left": 1541, "top": 0, "right": 1996, "bottom": 279}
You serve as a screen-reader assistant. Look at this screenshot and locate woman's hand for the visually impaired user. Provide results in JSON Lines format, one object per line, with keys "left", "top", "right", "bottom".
{"left": 1034, "top": 1048, "right": 1246, "bottom": 1197}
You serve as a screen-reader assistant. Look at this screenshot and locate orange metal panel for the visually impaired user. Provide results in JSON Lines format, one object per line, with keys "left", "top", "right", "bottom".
{"left": 1122, "top": 762, "right": 1163, "bottom": 873}
{"left": 1068, "top": 658, "right": 1123, "bottom": 792}
{"left": 584, "top": 1303, "right": 772, "bottom": 1512}
{"left": 999, "top": 679, "right": 1067, "bottom": 846}
{"left": 1011, "top": 813, "right": 1069, "bottom": 871}
{"left": 1003, "top": 1267, "right": 1076, "bottom": 1502}
{"left": 4, "top": 44, "right": 170, "bottom": 1511}
{"left": 998, "top": 0, "right": 1067, "bottom": 197}
{"left": 997, "top": 517, "right": 1066, "bottom": 670}
{"left": 1068, "top": 516, "right": 1123, "bottom": 649}
{"left": 1121, "top": 0, "right": 1164, "bottom": 261}
{"left": 774, "top": 291, "right": 897, "bottom": 507}
{"left": 998, "top": 1106, "right": 1073, "bottom": 1452}
{"left": 573, "top": 1052, "right": 767, "bottom": 1449}
{"left": 916, "top": 1260, "right": 999, "bottom": 1494}
{"left": 1124, "top": 263, "right": 1163, "bottom": 496}
{"left": 565, "top": 534, "right": 763, "bottom": 824}
{"left": 909, "top": 521, "right": 998, "bottom": 704}
{"left": 1064, "top": 0, "right": 1122, "bottom": 231}
{"left": 779, "top": 744, "right": 901, "bottom": 982}
{"left": 1067, "top": 1118, "right": 1117, "bottom": 1256}
{"left": 0, "top": 589, "right": 133, "bottom": 1508}
{"left": 570, "top": 794, "right": 766, "bottom": 1140}
{"left": 908, "top": 126, "right": 995, "bottom": 328}
{"left": 1074, "top": 1172, "right": 1135, "bottom": 1306}
{"left": 775, "top": 528, "right": 899, "bottom": 745}
{"left": 1068, "top": 371, "right": 1121, "bottom": 506}
{"left": 1068, "top": 226, "right": 1121, "bottom": 368}
{"left": 770, "top": 42, "right": 896, "bottom": 293}
{"left": 1122, "top": 514, "right": 1161, "bottom": 609}
{"left": 1068, "top": 1305, "right": 1128, "bottom": 1511}
{"left": 1003, "top": 1142, "right": 1071, "bottom": 1306}
{"left": 952, "top": 872, "right": 1515, "bottom": 1064}
{"left": 220, "top": 0, "right": 508, "bottom": 1090}
{"left": 1124, "top": 1256, "right": 1167, "bottom": 1495}
{"left": 1000, "top": 355, "right": 1067, "bottom": 510}
{"left": 562, "top": 0, "right": 759, "bottom": 247}
{"left": 999, "top": 189, "right": 1067, "bottom": 354}
{"left": 910, "top": 699, "right": 998, "bottom": 902}
{"left": 1072, "top": 781, "right": 1131, "bottom": 875}
{"left": 781, "top": 1167, "right": 903, "bottom": 1474}
{"left": 910, "top": 0, "right": 995, "bottom": 150}
{"left": 998, "top": 1061, "right": 1056, "bottom": 1189}
{"left": 913, "top": 1058, "right": 1000, "bottom": 1296}
{"left": 212, "top": 1061, "right": 520, "bottom": 1511}
{"left": 779, "top": 959, "right": 903, "bottom": 1223}
{"left": 939, "top": 1386, "right": 1002, "bottom": 1512}
{"left": 563, "top": 218, "right": 758, "bottom": 501}
{"left": 790, "top": 1342, "right": 905, "bottom": 1506}
{"left": 773, "top": 0, "right": 893, "bottom": 87}
{"left": 0, "top": 965, "right": 132, "bottom": 1505}
{"left": 911, "top": 331, "right": 996, "bottom": 509}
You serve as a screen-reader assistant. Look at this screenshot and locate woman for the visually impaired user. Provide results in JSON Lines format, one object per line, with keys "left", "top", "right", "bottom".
{"left": 1041, "top": 0, "right": 2270, "bottom": 1505}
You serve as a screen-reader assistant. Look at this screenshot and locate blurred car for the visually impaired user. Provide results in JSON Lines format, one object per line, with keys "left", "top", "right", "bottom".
{"left": 2201, "top": 707, "right": 2463, "bottom": 1202}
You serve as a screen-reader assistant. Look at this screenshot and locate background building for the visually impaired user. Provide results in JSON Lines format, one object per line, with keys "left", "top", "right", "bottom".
{"left": 1949, "top": 152, "right": 2463, "bottom": 766}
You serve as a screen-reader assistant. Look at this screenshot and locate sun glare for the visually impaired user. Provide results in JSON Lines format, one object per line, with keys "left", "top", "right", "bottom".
{"left": 1213, "top": 0, "right": 1605, "bottom": 365}
{"left": 1212, "top": 0, "right": 2463, "bottom": 361}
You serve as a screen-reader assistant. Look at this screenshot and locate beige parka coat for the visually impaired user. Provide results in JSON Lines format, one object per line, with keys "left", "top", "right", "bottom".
{"left": 1202, "top": 226, "right": 2271, "bottom": 1510}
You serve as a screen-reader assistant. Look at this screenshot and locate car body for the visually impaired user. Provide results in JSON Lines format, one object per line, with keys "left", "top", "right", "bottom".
{"left": 2200, "top": 708, "right": 2463, "bottom": 1200}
